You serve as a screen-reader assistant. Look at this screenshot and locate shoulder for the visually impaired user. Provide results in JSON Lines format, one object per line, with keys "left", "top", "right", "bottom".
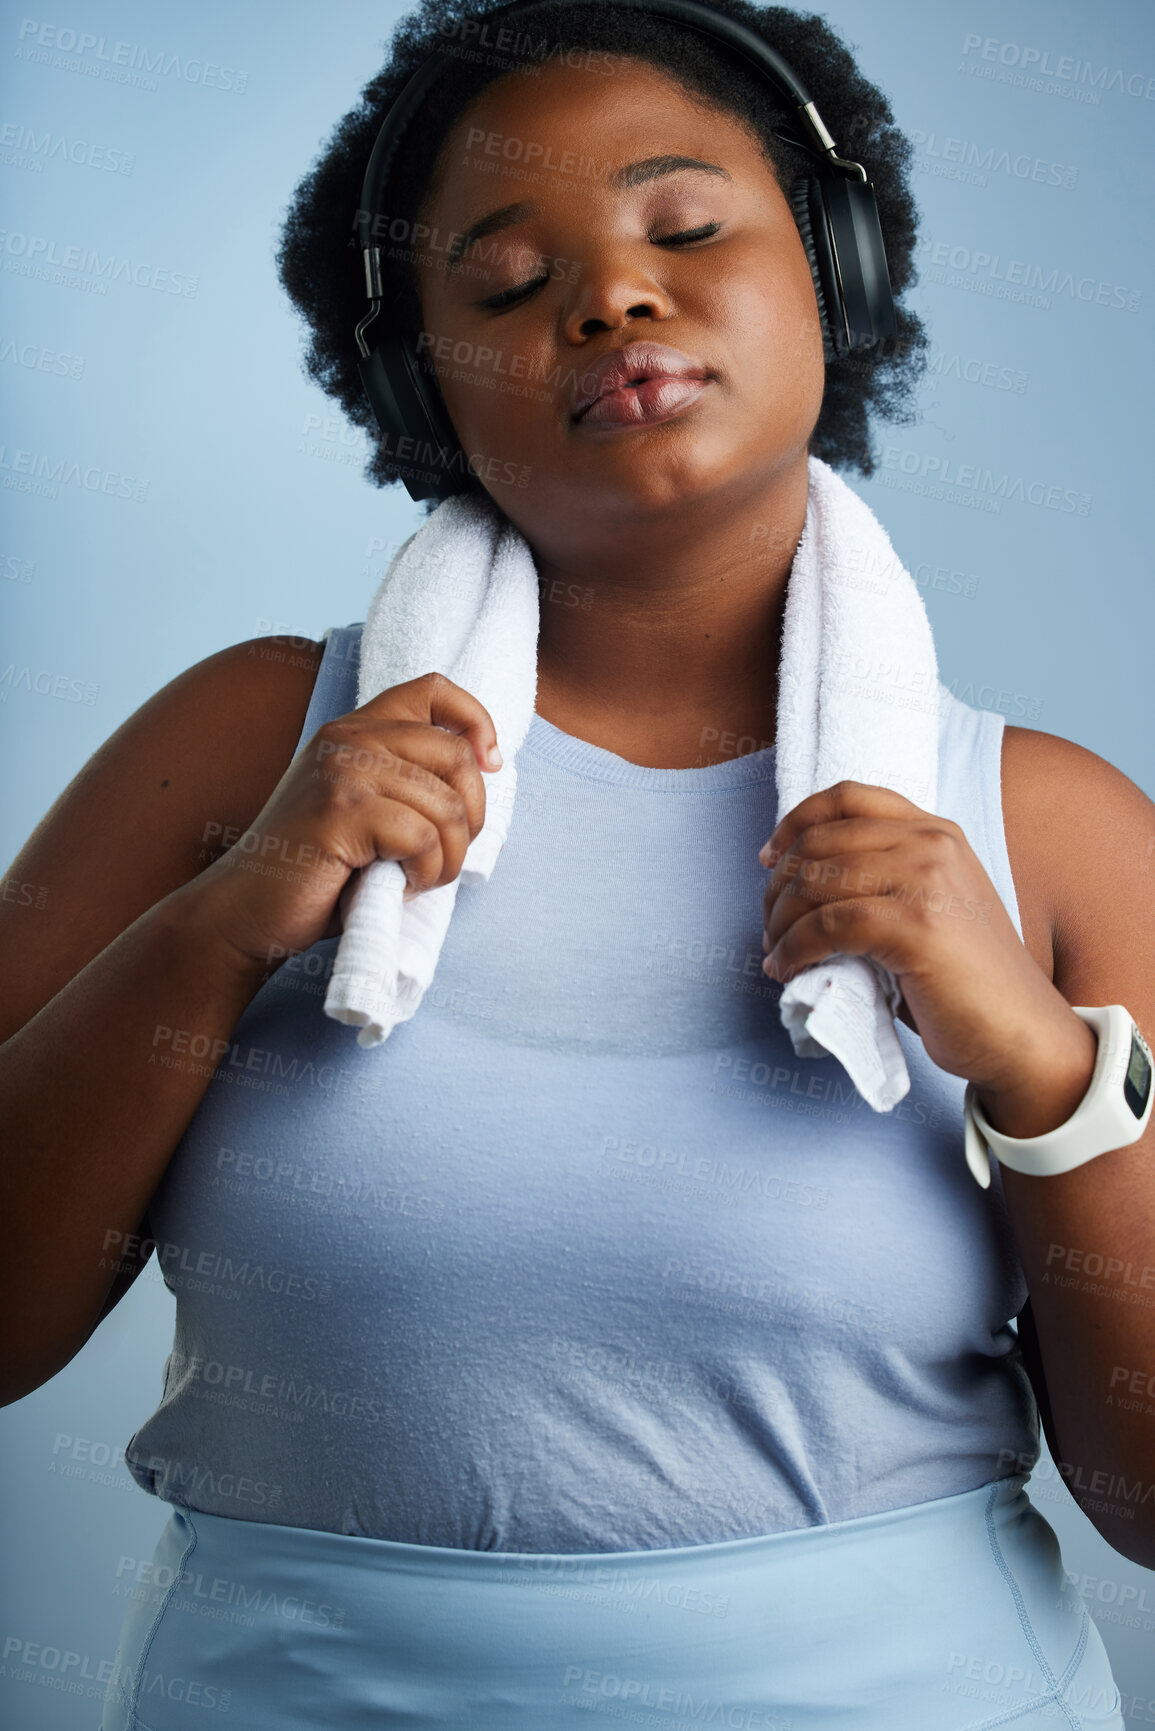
{"left": 91, "top": 629, "right": 331, "bottom": 868}
{"left": 99, "top": 632, "right": 331, "bottom": 866}
{"left": 177, "top": 630, "right": 327, "bottom": 710}
{"left": 135, "top": 630, "right": 327, "bottom": 800}
{"left": 192, "top": 633, "right": 328, "bottom": 759}
{"left": 1001, "top": 724, "right": 1155, "bottom": 993}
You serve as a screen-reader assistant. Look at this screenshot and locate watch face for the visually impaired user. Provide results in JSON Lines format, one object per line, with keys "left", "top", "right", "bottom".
{"left": 1124, "top": 1027, "right": 1153, "bottom": 1119}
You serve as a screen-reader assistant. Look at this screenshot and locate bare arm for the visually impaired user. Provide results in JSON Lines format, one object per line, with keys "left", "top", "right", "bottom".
{"left": 991, "top": 725, "right": 1155, "bottom": 1569}
{"left": 0, "top": 636, "right": 325, "bottom": 1405}
{"left": 0, "top": 885, "right": 271, "bottom": 1404}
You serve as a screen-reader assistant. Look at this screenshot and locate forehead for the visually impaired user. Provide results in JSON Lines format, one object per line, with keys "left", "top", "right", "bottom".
{"left": 425, "top": 56, "right": 768, "bottom": 205}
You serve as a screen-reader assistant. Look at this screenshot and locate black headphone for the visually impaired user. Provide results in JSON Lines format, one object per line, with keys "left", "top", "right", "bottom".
{"left": 354, "top": 0, "right": 898, "bottom": 501}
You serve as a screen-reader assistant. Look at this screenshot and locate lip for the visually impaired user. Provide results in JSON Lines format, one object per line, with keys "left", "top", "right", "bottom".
{"left": 570, "top": 341, "right": 712, "bottom": 423}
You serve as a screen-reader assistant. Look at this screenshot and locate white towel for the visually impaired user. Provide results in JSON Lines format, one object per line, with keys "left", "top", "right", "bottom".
{"left": 773, "top": 458, "right": 940, "bottom": 1110}
{"left": 322, "top": 495, "right": 540, "bottom": 1047}
{"left": 325, "top": 455, "right": 941, "bottom": 1112}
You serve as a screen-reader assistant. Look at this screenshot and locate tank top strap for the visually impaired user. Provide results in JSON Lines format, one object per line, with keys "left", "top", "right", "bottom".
{"left": 934, "top": 680, "right": 1023, "bottom": 944}
{"left": 291, "top": 622, "right": 365, "bottom": 759}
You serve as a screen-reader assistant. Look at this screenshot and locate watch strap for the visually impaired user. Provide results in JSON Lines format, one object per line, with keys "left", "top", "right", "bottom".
{"left": 963, "top": 1005, "right": 1153, "bottom": 1188}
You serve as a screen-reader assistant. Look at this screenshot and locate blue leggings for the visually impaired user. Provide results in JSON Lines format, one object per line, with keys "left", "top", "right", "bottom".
{"left": 100, "top": 1473, "right": 1122, "bottom": 1730}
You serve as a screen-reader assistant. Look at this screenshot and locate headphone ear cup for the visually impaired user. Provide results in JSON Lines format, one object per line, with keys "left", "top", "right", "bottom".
{"left": 790, "top": 175, "right": 838, "bottom": 365}
{"left": 821, "top": 175, "right": 898, "bottom": 355}
{"left": 358, "top": 329, "right": 470, "bottom": 503}
{"left": 790, "top": 173, "right": 898, "bottom": 360}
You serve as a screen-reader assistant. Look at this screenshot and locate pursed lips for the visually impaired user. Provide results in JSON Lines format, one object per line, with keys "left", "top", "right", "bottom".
{"left": 570, "top": 341, "right": 712, "bottom": 422}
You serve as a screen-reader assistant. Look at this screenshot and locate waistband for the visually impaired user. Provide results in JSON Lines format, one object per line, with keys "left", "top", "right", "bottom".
{"left": 101, "top": 1474, "right": 1123, "bottom": 1731}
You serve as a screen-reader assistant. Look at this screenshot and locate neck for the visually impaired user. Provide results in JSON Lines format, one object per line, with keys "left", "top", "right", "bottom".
{"left": 526, "top": 455, "right": 809, "bottom": 769}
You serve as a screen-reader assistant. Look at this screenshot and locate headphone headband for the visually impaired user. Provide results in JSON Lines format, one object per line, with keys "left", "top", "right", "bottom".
{"left": 357, "top": 0, "right": 868, "bottom": 261}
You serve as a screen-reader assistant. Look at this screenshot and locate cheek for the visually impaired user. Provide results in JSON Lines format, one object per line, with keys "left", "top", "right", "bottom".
{"left": 717, "top": 263, "right": 827, "bottom": 413}
{"left": 434, "top": 358, "right": 502, "bottom": 441}
{"left": 434, "top": 332, "right": 560, "bottom": 456}
{"left": 414, "top": 277, "right": 503, "bottom": 442}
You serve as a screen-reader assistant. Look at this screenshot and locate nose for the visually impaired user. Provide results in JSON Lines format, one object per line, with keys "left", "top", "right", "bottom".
{"left": 561, "top": 249, "right": 675, "bottom": 341}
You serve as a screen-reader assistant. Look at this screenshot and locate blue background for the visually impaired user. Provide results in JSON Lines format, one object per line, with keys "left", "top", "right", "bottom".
{"left": 1, "top": 0, "right": 1153, "bottom": 1722}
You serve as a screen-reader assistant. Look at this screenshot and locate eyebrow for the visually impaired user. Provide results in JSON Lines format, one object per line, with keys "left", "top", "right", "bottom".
{"left": 445, "top": 155, "right": 732, "bottom": 273}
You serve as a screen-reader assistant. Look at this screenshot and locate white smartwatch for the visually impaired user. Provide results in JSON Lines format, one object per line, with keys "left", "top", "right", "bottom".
{"left": 963, "top": 1005, "right": 1153, "bottom": 1189}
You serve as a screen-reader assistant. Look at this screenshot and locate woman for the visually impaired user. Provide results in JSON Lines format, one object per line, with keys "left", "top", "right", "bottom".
{"left": 1, "top": 0, "right": 1151, "bottom": 1724}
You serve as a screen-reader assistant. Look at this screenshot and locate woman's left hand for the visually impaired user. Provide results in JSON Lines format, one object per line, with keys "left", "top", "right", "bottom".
{"left": 758, "top": 781, "right": 1088, "bottom": 1100}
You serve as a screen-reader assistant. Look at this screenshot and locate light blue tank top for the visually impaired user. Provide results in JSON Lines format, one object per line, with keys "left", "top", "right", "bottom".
{"left": 125, "top": 623, "right": 1040, "bottom": 1552}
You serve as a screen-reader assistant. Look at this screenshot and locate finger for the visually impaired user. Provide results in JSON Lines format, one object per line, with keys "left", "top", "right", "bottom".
{"left": 365, "top": 720, "right": 491, "bottom": 851}
{"left": 761, "top": 822, "right": 935, "bottom": 936}
{"left": 314, "top": 731, "right": 478, "bottom": 896}
{"left": 359, "top": 671, "right": 504, "bottom": 772}
{"left": 758, "top": 781, "right": 925, "bottom": 866}
{"left": 764, "top": 892, "right": 915, "bottom": 984}
{"left": 765, "top": 815, "right": 915, "bottom": 885}
{"left": 363, "top": 739, "right": 482, "bottom": 894}
{"left": 762, "top": 847, "right": 939, "bottom": 958}
{"left": 362, "top": 795, "right": 450, "bottom": 900}
{"left": 314, "top": 720, "right": 489, "bottom": 861}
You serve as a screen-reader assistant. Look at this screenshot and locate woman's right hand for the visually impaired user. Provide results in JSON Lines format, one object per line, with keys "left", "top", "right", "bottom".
{"left": 184, "top": 671, "right": 503, "bottom": 969}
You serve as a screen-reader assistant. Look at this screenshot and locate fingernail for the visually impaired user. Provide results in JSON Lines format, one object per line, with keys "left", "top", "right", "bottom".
{"left": 487, "top": 744, "right": 503, "bottom": 768}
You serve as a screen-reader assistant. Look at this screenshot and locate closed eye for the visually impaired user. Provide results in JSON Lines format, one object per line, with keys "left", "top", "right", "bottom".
{"left": 474, "top": 222, "right": 723, "bottom": 311}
